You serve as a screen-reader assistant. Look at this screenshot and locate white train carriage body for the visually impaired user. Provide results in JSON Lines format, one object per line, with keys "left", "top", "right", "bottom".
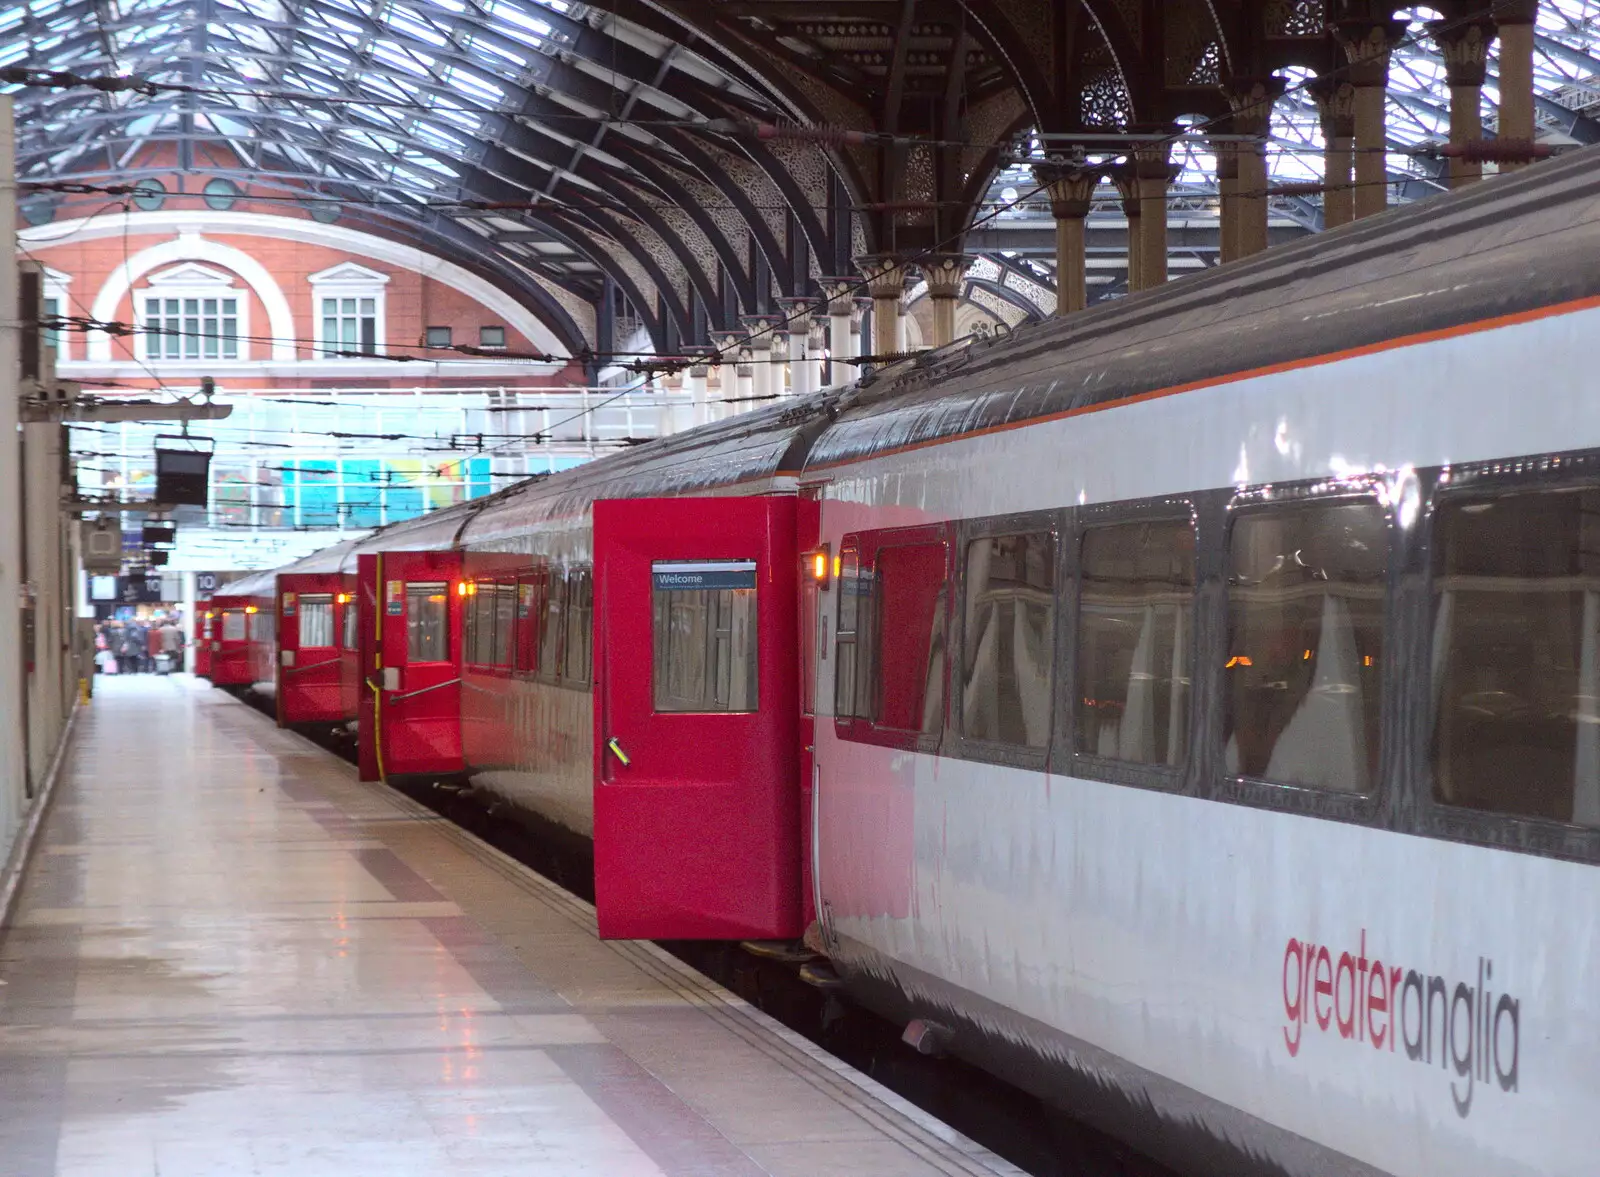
{"left": 803, "top": 153, "right": 1600, "bottom": 1177}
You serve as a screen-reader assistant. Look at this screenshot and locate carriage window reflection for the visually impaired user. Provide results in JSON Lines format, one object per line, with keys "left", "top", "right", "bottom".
{"left": 406, "top": 582, "right": 449, "bottom": 662}
{"left": 564, "top": 568, "right": 593, "bottom": 686}
{"left": 1224, "top": 502, "right": 1385, "bottom": 794}
{"left": 1433, "top": 488, "right": 1600, "bottom": 828}
{"left": 652, "top": 561, "right": 758, "bottom": 713}
{"left": 962, "top": 531, "right": 1053, "bottom": 747}
{"left": 875, "top": 542, "right": 949, "bottom": 734}
{"left": 1076, "top": 521, "right": 1192, "bottom": 765}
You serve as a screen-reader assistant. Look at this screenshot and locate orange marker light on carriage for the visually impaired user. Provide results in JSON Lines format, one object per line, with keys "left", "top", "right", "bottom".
{"left": 336, "top": 593, "right": 350, "bottom": 605}
{"left": 456, "top": 582, "right": 468, "bottom": 597}
{"left": 804, "top": 544, "right": 832, "bottom": 590}
{"left": 245, "top": 606, "right": 258, "bottom": 615}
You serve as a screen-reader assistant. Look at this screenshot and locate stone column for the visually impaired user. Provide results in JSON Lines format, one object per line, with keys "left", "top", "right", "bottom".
{"left": 777, "top": 298, "right": 814, "bottom": 396}
{"left": 922, "top": 254, "right": 970, "bottom": 347}
{"left": 684, "top": 362, "right": 709, "bottom": 428}
{"left": 857, "top": 256, "right": 907, "bottom": 358}
{"left": 785, "top": 320, "right": 808, "bottom": 396}
{"left": 1225, "top": 78, "right": 1286, "bottom": 258}
{"left": 805, "top": 318, "right": 828, "bottom": 391}
{"left": 821, "top": 280, "right": 855, "bottom": 384}
{"left": 1336, "top": 20, "right": 1407, "bottom": 220}
{"left": 1208, "top": 134, "right": 1241, "bottom": 263}
{"left": 1034, "top": 163, "right": 1099, "bottom": 314}
{"left": 1494, "top": 1, "right": 1538, "bottom": 170}
{"left": 1432, "top": 17, "right": 1495, "bottom": 187}
{"left": 1309, "top": 76, "right": 1357, "bottom": 228}
{"left": 1107, "top": 163, "right": 1143, "bottom": 292}
{"left": 734, "top": 344, "right": 755, "bottom": 415}
{"left": 708, "top": 330, "right": 743, "bottom": 421}
{"left": 742, "top": 317, "right": 774, "bottom": 403}
{"left": 1134, "top": 140, "right": 1178, "bottom": 287}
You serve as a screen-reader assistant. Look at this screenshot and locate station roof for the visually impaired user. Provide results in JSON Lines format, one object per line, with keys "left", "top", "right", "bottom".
{"left": 7, "top": 0, "right": 1600, "bottom": 352}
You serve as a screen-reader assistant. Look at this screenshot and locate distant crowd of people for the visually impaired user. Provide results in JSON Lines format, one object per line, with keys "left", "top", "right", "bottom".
{"left": 94, "top": 619, "right": 186, "bottom": 675}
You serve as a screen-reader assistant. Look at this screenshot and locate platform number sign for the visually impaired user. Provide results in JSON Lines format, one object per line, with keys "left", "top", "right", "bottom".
{"left": 385, "top": 580, "right": 404, "bottom": 616}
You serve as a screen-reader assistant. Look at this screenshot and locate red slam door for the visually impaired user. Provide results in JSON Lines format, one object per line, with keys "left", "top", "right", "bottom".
{"left": 377, "top": 550, "right": 465, "bottom": 778}
{"left": 593, "top": 496, "right": 801, "bottom": 940}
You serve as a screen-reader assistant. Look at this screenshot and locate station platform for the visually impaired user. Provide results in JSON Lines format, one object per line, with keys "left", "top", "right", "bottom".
{"left": 0, "top": 677, "right": 1020, "bottom": 1177}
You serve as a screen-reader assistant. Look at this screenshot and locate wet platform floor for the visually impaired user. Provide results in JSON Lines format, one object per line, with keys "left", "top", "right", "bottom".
{"left": 0, "top": 676, "right": 1019, "bottom": 1177}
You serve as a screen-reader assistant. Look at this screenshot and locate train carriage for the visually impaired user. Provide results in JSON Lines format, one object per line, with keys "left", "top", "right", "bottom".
{"left": 275, "top": 541, "right": 361, "bottom": 729}
{"left": 200, "top": 147, "right": 1600, "bottom": 1177}
{"left": 207, "top": 571, "right": 276, "bottom": 692}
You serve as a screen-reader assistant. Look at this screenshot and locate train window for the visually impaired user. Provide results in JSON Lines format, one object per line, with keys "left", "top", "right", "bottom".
{"left": 406, "top": 582, "right": 449, "bottom": 662}
{"left": 1432, "top": 487, "right": 1600, "bottom": 828}
{"left": 651, "top": 561, "right": 759, "bottom": 713}
{"left": 492, "top": 582, "right": 516, "bottom": 667}
{"left": 1076, "top": 520, "right": 1192, "bottom": 765}
{"left": 341, "top": 599, "right": 358, "bottom": 650}
{"left": 961, "top": 532, "right": 1052, "bottom": 747}
{"left": 514, "top": 575, "right": 543, "bottom": 674}
{"left": 869, "top": 542, "right": 948, "bottom": 733}
{"left": 221, "top": 610, "right": 246, "bottom": 641}
{"left": 250, "top": 609, "right": 276, "bottom": 644}
{"left": 298, "top": 594, "right": 334, "bottom": 649}
{"left": 833, "top": 544, "right": 865, "bottom": 719}
{"left": 1224, "top": 501, "right": 1385, "bottom": 794}
{"left": 464, "top": 581, "right": 493, "bottom": 665}
{"left": 564, "top": 568, "right": 593, "bottom": 686}
{"left": 538, "top": 573, "right": 565, "bottom": 679}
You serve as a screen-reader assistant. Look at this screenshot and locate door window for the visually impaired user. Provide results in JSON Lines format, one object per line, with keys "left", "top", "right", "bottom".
{"left": 651, "top": 561, "right": 758, "bottom": 713}
{"left": 342, "top": 598, "right": 358, "bottom": 649}
{"left": 221, "top": 610, "right": 246, "bottom": 641}
{"left": 298, "top": 594, "right": 335, "bottom": 648}
{"left": 406, "top": 582, "right": 450, "bottom": 662}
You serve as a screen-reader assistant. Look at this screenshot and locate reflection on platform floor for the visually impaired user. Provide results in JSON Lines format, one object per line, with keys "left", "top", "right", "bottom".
{"left": 0, "top": 676, "right": 1017, "bottom": 1177}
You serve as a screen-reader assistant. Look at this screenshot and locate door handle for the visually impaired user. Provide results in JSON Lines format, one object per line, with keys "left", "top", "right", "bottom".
{"left": 607, "top": 737, "right": 631, "bottom": 767}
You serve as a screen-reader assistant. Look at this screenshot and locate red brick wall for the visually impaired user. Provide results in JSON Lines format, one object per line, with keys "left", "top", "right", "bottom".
{"left": 26, "top": 162, "right": 585, "bottom": 389}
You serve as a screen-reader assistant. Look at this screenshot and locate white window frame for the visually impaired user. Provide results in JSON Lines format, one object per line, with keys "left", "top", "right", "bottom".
{"left": 309, "top": 262, "right": 390, "bottom": 358}
{"left": 138, "top": 263, "right": 249, "bottom": 364}
{"left": 43, "top": 267, "right": 71, "bottom": 362}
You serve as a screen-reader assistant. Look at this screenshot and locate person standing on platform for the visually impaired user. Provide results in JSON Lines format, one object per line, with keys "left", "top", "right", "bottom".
{"left": 121, "top": 622, "right": 148, "bottom": 674}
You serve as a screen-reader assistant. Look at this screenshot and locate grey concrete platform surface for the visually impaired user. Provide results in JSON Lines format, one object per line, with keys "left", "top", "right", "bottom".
{"left": 0, "top": 676, "right": 1024, "bottom": 1177}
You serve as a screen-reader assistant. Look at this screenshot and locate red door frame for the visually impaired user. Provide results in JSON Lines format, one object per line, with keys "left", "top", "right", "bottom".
{"left": 592, "top": 496, "right": 802, "bottom": 941}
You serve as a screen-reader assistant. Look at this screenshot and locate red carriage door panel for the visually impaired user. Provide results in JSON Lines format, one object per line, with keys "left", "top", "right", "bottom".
{"left": 593, "top": 496, "right": 801, "bottom": 940}
{"left": 377, "top": 551, "right": 465, "bottom": 777}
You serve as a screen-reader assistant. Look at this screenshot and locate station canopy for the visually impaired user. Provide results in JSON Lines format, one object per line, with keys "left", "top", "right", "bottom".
{"left": 6, "top": 0, "right": 1600, "bottom": 341}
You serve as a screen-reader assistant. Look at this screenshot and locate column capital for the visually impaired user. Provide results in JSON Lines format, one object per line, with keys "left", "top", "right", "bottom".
{"left": 1104, "top": 162, "right": 1141, "bottom": 216}
{"left": 854, "top": 255, "right": 908, "bottom": 300}
{"left": 921, "top": 254, "right": 970, "bottom": 300}
{"left": 1429, "top": 17, "right": 1496, "bottom": 88}
{"left": 1333, "top": 20, "right": 1409, "bottom": 87}
{"left": 1306, "top": 75, "right": 1357, "bottom": 137}
{"left": 1222, "top": 77, "right": 1288, "bottom": 138}
{"left": 818, "top": 279, "right": 857, "bottom": 313}
{"left": 1032, "top": 162, "right": 1101, "bottom": 220}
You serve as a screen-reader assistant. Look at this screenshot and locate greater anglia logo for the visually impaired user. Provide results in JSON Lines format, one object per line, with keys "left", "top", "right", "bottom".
{"left": 1281, "top": 932, "right": 1519, "bottom": 1117}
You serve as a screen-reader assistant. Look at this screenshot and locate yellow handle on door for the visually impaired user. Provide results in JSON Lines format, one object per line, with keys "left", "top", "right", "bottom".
{"left": 607, "top": 737, "right": 631, "bottom": 767}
